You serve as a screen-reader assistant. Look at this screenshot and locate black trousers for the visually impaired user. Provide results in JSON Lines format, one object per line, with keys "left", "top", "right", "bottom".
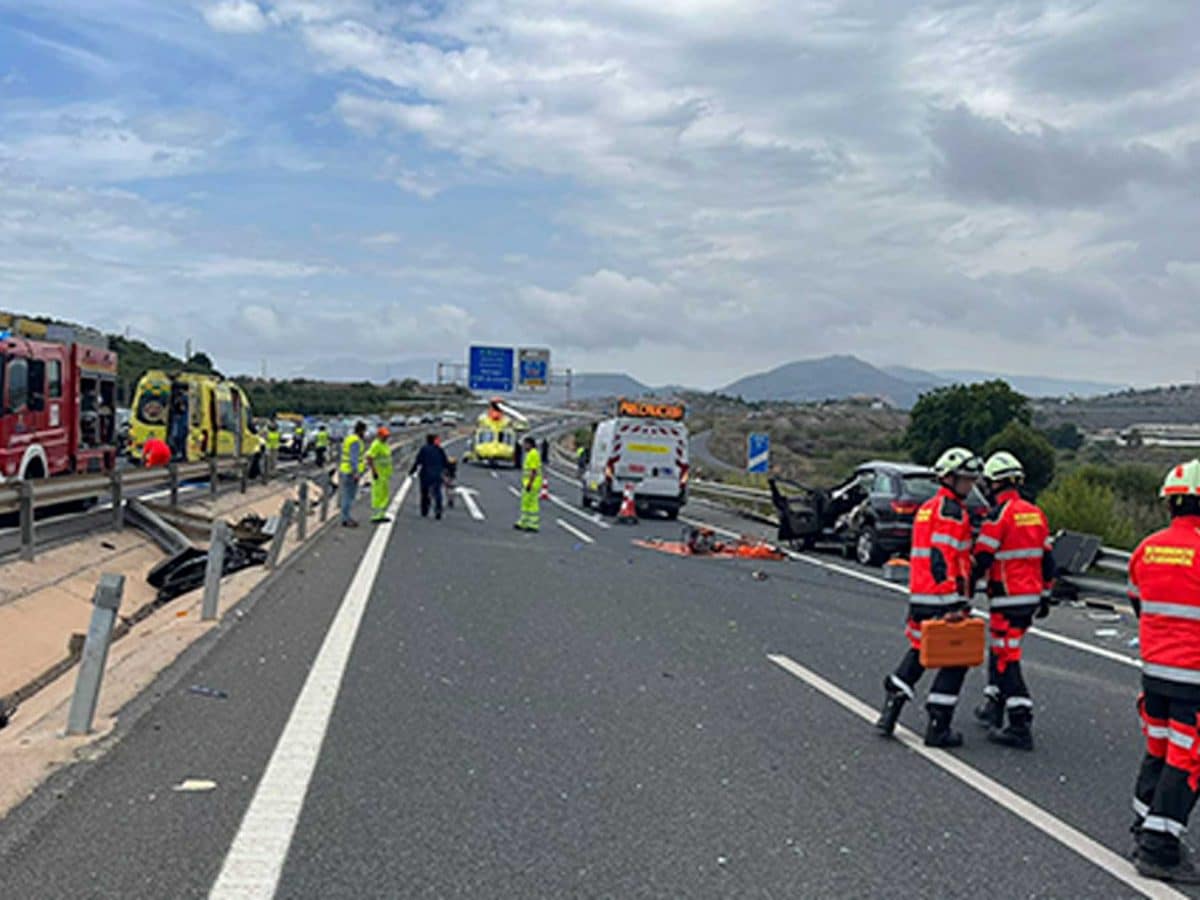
{"left": 420, "top": 479, "right": 443, "bottom": 517}
{"left": 1135, "top": 687, "right": 1200, "bottom": 862}
{"left": 889, "top": 603, "right": 969, "bottom": 721}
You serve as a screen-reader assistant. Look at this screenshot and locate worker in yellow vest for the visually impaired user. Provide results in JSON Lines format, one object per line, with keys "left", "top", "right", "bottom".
{"left": 314, "top": 425, "right": 330, "bottom": 467}
{"left": 339, "top": 421, "right": 367, "bottom": 527}
{"left": 365, "top": 426, "right": 394, "bottom": 523}
{"left": 514, "top": 436, "right": 542, "bottom": 532}
{"left": 265, "top": 421, "right": 282, "bottom": 475}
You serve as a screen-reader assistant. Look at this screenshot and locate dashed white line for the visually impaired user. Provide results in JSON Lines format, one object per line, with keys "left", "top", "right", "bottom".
{"left": 209, "top": 475, "right": 414, "bottom": 899}
{"left": 556, "top": 518, "right": 595, "bottom": 544}
{"left": 547, "top": 493, "right": 611, "bottom": 529}
{"left": 766, "top": 653, "right": 1183, "bottom": 900}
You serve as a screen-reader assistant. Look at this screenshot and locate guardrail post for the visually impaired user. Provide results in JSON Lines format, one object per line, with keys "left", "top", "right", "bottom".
{"left": 297, "top": 482, "right": 309, "bottom": 541}
{"left": 208, "top": 458, "right": 219, "bottom": 498}
{"left": 110, "top": 470, "right": 124, "bottom": 530}
{"left": 239, "top": 458, "right": 249, "bottom": 494}
{"left": 168, "top": 462, "right": 179, "bottom": 508}
{"left": 320, "top": 471, "right": 331, "bottom": 523}
{"left": 17, "top": 480, "right": 35, "bottom": 562}
{"left": 261, "top": 451, "right": 270, "bottom": 485}
{"left": 266, "top": 500, "right": 295, "bottom": 570}
{"left": 201, "top": 520, "right": 229, "bottom": 621}
{"left": 66, "top": 573, "right": 124, "bottom": 736}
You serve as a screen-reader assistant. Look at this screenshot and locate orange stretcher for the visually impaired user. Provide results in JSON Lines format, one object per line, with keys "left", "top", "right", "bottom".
{"left": 633, "top": 529, "right": 786, "bottom": 561}
{"left": 919, "top": 617, "right": 986, "bottom": 668}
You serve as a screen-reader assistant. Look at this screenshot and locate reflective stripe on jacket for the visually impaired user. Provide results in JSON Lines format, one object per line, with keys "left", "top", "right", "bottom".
{"left": 1132, "top": 515, "right": 1200, "bottom": 687}
{"left": 973, "top": 489, "right": 1054, "bottom": 607}
{"left": 908, "top": 485, "right": 972, "bottom": 604}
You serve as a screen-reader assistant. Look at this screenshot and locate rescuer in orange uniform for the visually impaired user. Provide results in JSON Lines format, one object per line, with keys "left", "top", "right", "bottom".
{"left": 970, "top": 451, "right": 1055, "bottom": 751}
{"left": 1129, "top": 459, "right": 1200, "bottom": 883}
{"left": 876, "top": 447, "right": 981, "bottom": 748}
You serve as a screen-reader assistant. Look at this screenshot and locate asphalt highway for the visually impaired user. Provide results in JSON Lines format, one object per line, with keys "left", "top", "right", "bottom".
{"left": 0, "top": 443, "right": 1186, "bottom": 898}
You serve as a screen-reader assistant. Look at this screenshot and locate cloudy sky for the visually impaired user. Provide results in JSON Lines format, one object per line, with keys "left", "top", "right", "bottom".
{"left": 0, "top": 1, "right": 1197, "bottom": 388}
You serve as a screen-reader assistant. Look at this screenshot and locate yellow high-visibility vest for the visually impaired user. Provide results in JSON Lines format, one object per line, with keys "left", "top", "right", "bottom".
{"left": 340, "top": 434, "right": 364, "bottom": 474}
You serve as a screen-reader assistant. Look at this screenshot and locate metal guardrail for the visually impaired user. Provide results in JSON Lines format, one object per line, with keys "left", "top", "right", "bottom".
{"left": 0, "top": 456, "right": 265, "bottom": 561}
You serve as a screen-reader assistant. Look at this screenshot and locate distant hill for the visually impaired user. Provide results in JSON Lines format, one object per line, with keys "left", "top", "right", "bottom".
{"left": 1035, "top": 383, "right": 1200, "bottom": 431}
{"left": 721, "top": 355, "right": 934, "bottom": 408}
{"left": 882, "top": 364, "right": 1124, "bottom": 399}
{"left": 539, "top": 372, "right": 653, "bottom": 402}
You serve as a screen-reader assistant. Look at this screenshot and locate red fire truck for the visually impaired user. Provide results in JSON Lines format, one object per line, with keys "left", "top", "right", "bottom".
{"left": 0, "top": 317, "right": 119, "bottom": 483}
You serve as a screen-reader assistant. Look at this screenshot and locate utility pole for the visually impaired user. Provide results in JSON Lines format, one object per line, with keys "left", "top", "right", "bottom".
{"left": 185, "top": 338, "right": 192, "bottom": 362}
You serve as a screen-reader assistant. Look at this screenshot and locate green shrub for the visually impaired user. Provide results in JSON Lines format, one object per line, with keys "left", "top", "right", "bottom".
{"left": 1039, "top": 471, "right": 1138, "bottom": 549}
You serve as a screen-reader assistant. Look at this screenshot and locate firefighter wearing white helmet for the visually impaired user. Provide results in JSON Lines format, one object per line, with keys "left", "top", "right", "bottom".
{"left": 1128, "top": 460, "right": 1200, "bottom": 883}
{"left": 969, "top": 451, "right": 1055, "bottom": 751}
{"left": 876, "top": 447, "right": 981, "bottom": 748}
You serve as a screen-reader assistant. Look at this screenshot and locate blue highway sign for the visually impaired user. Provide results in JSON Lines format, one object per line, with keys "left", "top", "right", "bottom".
{"left": 468, "top": 345, "right": 515, "bottom": 392}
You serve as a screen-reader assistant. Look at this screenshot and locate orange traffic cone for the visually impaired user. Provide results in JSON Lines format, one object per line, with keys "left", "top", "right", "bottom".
{"left": 540, "top": 475, "right": 550, "bottom": 502}
{"left": 617, "top": 482, "right": 638, "bottom": 525}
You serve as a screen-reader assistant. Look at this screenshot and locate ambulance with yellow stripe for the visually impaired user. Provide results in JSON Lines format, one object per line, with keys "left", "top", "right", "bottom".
{"left": 580, "top": 399, "right": 690, "bottom": 519}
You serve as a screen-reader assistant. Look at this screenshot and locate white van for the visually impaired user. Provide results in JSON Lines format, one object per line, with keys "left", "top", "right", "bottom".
{"left": 581, "top": 408, "right": 689, "bottom": 519}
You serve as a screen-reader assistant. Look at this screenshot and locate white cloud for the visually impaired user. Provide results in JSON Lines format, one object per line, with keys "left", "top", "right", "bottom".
{"left": 202, "top": 1, "right": 270, "bottom": 34}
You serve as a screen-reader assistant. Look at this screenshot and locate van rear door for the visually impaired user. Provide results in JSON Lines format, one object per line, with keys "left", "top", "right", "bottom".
{"left": 613, "top": 420, "right": 687, "bottom": 498}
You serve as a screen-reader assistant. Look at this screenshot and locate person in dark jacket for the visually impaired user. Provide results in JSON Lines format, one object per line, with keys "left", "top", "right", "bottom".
{"left": 410, "top": 434, "right": 449, "bottom": 519}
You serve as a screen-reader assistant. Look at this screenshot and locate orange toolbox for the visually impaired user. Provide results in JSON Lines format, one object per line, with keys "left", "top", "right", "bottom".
{"left": 920, "top": 617, "right": 986, "bottom": 668}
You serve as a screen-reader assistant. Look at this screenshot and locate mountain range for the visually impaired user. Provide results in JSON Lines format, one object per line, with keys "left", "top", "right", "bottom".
{"left": 720, "top": 356, "right": 1123, "bottom": 408}
{"left": 546, "top": 356, "right": 1125, "bottom": 408}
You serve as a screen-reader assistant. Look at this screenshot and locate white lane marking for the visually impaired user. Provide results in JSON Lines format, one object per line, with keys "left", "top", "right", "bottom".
{"left": 679, "top": 513, "right": 1141, "bottom": 670}
{"left": 766, "top": 653, "right": 1183, "bottom": 900}
{"left": 547, "top": 492, "right": 611, "bottom": 529}
{"left": 556, "top": 518, "right": 595, "bottom": 544}
{"left": 490, "top": 471, "right": 499, "bottom": 479}
{"left": 456, "top": 487, "right": 485, "bottom": 521}
{"left": 209, "top": 475, "right": 414, "bottom": 899}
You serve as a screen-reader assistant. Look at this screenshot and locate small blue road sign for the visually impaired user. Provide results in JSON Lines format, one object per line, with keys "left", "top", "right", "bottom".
{"left": 747, "top": 433, "right": 770, "bottom": 474}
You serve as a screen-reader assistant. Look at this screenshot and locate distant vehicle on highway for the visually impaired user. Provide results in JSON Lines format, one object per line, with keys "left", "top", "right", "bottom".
{"left": 406, "top": 414, "right": 422, "bottom": 427}
{"left": 440, "top": 409, "right": 461, "bottom": 426}
{"left": 770, "top": 461, "right": 988, "bottom": 566}
{"left": 420, "top": 412, "right": 435, "bottom": 424}
{"left": 580, "top": 398, "right": 689, "bottom": 519}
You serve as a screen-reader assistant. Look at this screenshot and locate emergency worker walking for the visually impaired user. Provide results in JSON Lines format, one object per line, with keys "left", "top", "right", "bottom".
{"left": 339, "top": 421, "right": 367, "bottom": 527}
{"left": 294, "top": 421, "right": 306, "bottom": 459}
{"left": 1129, "top": 459, "right": 1200, "bottom": 883}
{"left": 365, "top": 426, "right": 393, "bottom": 523}
{"left": 876, "top": 447, "right": 981, "bottom": 748}
{"left": 514, "top": 436, "right": 542, "bottom": 532}
{"left": 970, "top": 451, "right": 1055, "bottom": 750}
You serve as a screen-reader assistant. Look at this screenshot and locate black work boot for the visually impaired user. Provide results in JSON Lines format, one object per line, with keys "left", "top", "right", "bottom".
{"left": 988, "top": 707, "right": 1034, "bottom": 751}
{"left": 973, "top": 695, "right": 1003, "bottom": 729}
{"left": 924, "top": 708, "right": 964, "bottom": 749}
{"left": 875, "top": 683, "right": 907, "bottom": 737}
{"left": 1136, "top": 832, "right": 1200, "bottom": 884}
